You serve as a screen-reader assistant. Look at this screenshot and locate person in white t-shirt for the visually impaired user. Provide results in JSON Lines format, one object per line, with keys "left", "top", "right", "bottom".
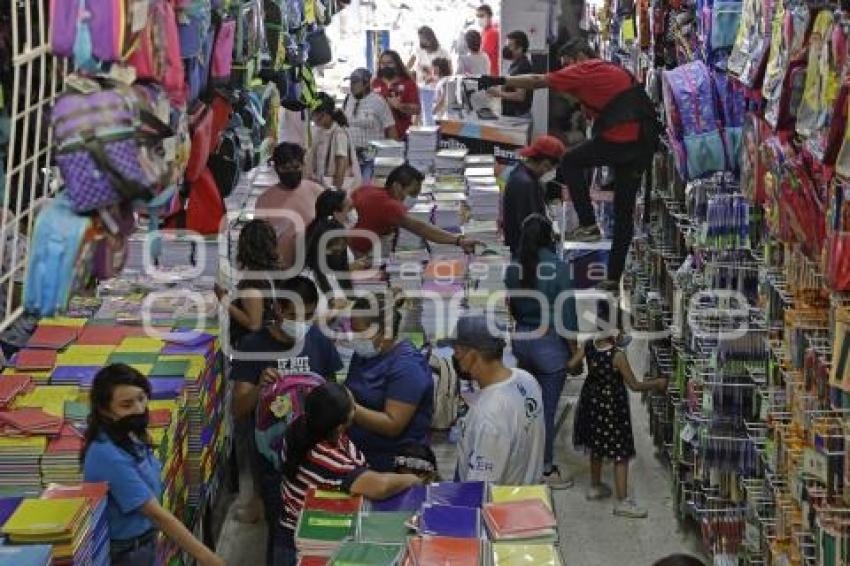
{"left": 408, "top": 26, "right": 449, "bottom": 85}
{"left": 448, "top": 314, "right": 545, "bottom": 485}
{"left": 456, "top": 30, "right": 491, "bottom": 77}
{"left": 306, "top": 93, "right": 362, "bottom": 192}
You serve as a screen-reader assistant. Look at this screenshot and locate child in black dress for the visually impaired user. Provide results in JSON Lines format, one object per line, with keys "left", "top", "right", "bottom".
{"left": 570, "top": 330, "right": 667, "bottom": 518}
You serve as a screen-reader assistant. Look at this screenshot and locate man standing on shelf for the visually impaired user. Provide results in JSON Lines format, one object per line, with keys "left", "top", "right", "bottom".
{"left": 478, "top": 39, "right": 660, "bottom": 292}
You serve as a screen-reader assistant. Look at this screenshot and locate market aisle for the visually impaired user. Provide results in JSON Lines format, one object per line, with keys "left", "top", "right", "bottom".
{"left": 215, "top": 339, "right": 705, "bottom": 565}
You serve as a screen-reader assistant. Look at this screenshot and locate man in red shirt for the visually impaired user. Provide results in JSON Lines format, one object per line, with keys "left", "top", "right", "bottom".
{"left": 477, "top": 4, "right": 500, "bottom": 76}
{"left": 478, "top": 39, "right": 660, "bottom": 291}
{"left": 349, "top": 164, "right": 480, "bottom": 258}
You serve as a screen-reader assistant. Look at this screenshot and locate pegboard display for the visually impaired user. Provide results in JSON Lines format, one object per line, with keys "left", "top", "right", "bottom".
{"left": 0, "top": 0, "right": 65, "bottom": 331}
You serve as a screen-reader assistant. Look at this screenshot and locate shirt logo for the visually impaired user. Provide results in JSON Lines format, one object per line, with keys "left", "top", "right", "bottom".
{"left": 468, "top": 452, "right": 494, "bottom": 473}
{"left": 278, "top": 356, "right": 310, "bottom": 375}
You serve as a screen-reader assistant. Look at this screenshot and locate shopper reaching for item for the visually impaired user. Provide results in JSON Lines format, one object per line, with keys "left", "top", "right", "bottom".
{"left": 477, "top": 39, "right": 661, "bottom": 292}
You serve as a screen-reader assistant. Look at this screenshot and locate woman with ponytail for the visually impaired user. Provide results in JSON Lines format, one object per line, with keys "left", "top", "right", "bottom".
{"left": 82, "top": 364, "right": 223, "bottom": 566}
{"left": 306, "top": 92, "right": 362, "bottom": 191}
{"left": 277, "top": 382, "right": 422, "bottom": 565}
{"left": 504, "top": 214, "right": 579, "bottom": 489}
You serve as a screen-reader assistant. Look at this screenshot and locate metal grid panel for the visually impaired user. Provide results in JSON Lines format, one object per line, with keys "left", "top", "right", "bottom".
{"left": 1, "top": 0, "right": 65, "bottom": 331}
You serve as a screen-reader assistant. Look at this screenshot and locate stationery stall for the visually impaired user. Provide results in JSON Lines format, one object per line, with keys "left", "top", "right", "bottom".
{"left": 587, "top": 0, "right": 850, "bottom": 563}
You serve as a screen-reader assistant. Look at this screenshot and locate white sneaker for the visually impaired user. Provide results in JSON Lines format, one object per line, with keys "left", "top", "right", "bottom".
{"left": 542, "top": 465, "right": 574, "bottom": 490}
{"left": 613, "top": 498, "right": 648, "bottom": 518}
{"left": 585, "top": 483, "right": 613, "bottom": 501}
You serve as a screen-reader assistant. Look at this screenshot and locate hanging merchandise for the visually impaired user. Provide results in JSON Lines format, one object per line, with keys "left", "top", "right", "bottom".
{"left": 128, "top": 0, "right": 188, "bottom": 107}
{"left": 761, "top": 3, "right": 809, "bottom": 133}
{"left": 727, "top": 0, "right": 774, "bottom": 88}
{"left": 234, "top": 0, "right": 265, "bottom": 64}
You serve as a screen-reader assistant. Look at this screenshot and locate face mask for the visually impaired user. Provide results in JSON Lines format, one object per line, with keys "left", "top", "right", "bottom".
{"left": 379, "top": 67, "right": 397, "bottom": 80}
{"left": 344, "top": 209, "right": 358, "bottom": 228}
{"left": 351, "top": 339, "right": 379, "bottom": 358}
{"left": 404, "top": 195, "right": 418, "bottom": 209}
{"left": 452, "top": 355, "right": 473, "bottom": 382}
{"left": 540, "top": 170, "right": 557, "bottom": 184}
{"left": 420, "top": 42, "right": 430, "bottom": 51}
{"left": 278, "top": 170, "right": 303, "bottom": 189}
{"left": 477, "top": 17, "right": 488, "bottom": 29}
{"left": 281, "top": 319, "right": 309, "bottom": 341}
{"left": 111, "top": 411, "right": 149, "bottom": 437}
{"left": 502, "top": 46, "right": 514, "bottom": 61}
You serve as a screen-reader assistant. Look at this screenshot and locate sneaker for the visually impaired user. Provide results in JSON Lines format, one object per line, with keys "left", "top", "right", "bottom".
{"left": 585, "top": 483, "right": 613, "bottom": 501}
{"left": 613, "top": 498, "right": 648, "bottom": 518}
{"left": 542, "top": 465, "right": 574, "bottom": 490}
{"left": 566, "top": 225, "right": 602, "bottom": 242}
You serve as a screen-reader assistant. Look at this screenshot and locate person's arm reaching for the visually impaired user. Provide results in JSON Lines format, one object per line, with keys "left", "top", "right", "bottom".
{"left": 349, "top": 471, "right": 422, "bottom": 500}
{"left": 613, "top": 351, "right": 667, "bottom": 392}
{"left": 141, "top": 500, "right": 224, "bottom": 566}
{"left": 479, "top": 74, "right": 549, "bottom": 92}
{"left": 490, "top": 86, "right": 527, "bottom": 102}
{"left": 397, "top": 214, "right": 481, "bottom": 252}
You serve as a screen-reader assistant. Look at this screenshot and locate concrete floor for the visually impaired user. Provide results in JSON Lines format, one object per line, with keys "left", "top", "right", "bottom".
{"left": 215, "top": 339, "right": 706, "bottom": 565}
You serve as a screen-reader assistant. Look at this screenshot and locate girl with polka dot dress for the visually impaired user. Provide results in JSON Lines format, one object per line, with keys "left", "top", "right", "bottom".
{"left": 569, "top": 335, "right": 667, "bottom": 518}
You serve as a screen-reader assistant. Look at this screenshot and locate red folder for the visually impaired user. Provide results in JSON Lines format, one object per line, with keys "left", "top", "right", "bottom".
{"left": 26, "top": 325, "right": 79, "bottom": 349}
{"left": 15, "top": 349, "right": 57, "bottom": 371}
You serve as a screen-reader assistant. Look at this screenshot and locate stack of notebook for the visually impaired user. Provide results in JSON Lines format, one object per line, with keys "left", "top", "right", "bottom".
{"left": 0, "top": 545, "right": 53, "bottom": 565}
{"left": 0, "top": 374, "right": 32, "bottom": 407}
{"left": 374, "top": 157, "right": 406, "bottom": 183}
{"left": 367, "top": 485, "right": 427, "bottom": 513}
{"left": 405, "top": 535, "right": 481, "bottom": 565}
{"left": 0, "top": 435, "right": 46, "bottom": 495}
{"left": 464, "top": 155, "right": 496, "bottom": 169}
{"left": 467, "top": 177, "right": 500, "bottom": 222}
{"left": 40, "top": 425, "right": 85, "bottom": 485}
{"left": 42, "top": 482, "right": 110, "bottom": 566}
{"left": 406, "top": 126, "right": 439, "bottom": 173}
{"left": 305, "top": 489, "right": 363, "bottom": 515}
{"left": 482, "top": 500, "right": 557, "bottom": 542}
{"left": 295, "top": 509, "right": 356, "bottom": 557}
{"left": 396, "top": 203, "right": 434, "bottom": 251}
{"left": 2, "top": 497, "right": 91, "bottom": 564}
{"left": 491, "top": 543, "right": 563, "bottom": 565}
{"left": 328, "top": 541, "right": 404, "bottom": 565}
{"left": 418, "top": 504, "right": 480, "bottom": 539}
{"left": 435, "top": 148, "right": 468, "bottom": 177}
{"left": 427, "top": 481, "right": 485, "bottom": 508}
{"left": 0, "top": 408, "right": 62, "bottom": 436}
{"left": 356, "top": 511, "right": 413, "bottom": 544}
{"left": 370, "top": 139, "right": 405, "bottom": 160}
{"left": 489, "top": 485, "right": 552, "bottom": 509}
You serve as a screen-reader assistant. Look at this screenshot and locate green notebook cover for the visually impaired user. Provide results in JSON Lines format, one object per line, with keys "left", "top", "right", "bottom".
{"left": 330, "top": 541, "right": 403, "bottom": 566}
{"left": 63, "top": 401, "right": 88, "bottom": 421}
{"left": 107, "top": 352, "right": 160, "bottom": 365}
{"left": 151, "top": 359, "right": 190, "bottom": 378}
{"left": 297, "top": 510, "right": 355, "bottom": 542}
{"left": 357, "top": 512, "right": 412, "bottom": 543}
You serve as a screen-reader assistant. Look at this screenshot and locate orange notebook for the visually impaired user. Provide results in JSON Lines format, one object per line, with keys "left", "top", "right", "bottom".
{"left": 405, "top": 535, "right": 480, "bottom": 565}
{"left": 26, "top": 326, "right": 79, "bottom": 349}
{"left": 15, "top": 349, "right": 57, "bottom": 371}
{"left": 42, "top": 482, "right": 108, "bottom": 504}
{"left": 482, "top": 500, "right": 556, "bottom": 537}
{"left": 0, "top": 374, "right": 32, "bottom": 406}
{"left": 75, "top": 326, "right": 129, "bottom": 345}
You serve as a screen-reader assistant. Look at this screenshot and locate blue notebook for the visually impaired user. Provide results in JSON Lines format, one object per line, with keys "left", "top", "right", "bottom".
{"left": 426, "top": 481, "right": 486, "bottom": 508}
{"left": 50, "top": 366, "right": 99, "bottom": 386}
{"left": 0, "top": 544, "right": 53, "bottom": 566}
{"left": 148, "top": 378, "right": 186, "bottom": 400}
{"left": 0, "top": 497, "right": 22, "bottom": 528}
{"left": 419, "top": 504, "right": 480, "bottom": 539}
{"left": 369, "top": 485, "right": 427, "bottom": 512}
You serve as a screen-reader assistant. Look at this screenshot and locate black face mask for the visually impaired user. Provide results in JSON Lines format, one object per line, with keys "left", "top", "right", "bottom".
{"left": 452, "top": 355, "right": 473, "bottom": 382}
{"left": 277, "top": 170, "right": 303, "bottom": 189}
{"left": 326, "top": 251, "right": 348, "bottom": 271}
{"left": 502, "top": 46, "right": 514, "bottom": 61}
{"left": 110, "top": 411, "right": 149, "bottom": 437}
{"left": 379, "top": 67, "right": 397, "bottom": 80}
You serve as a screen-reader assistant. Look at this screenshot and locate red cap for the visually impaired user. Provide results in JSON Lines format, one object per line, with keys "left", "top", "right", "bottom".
{"left": 519, "top": 135, "right": 567, "bottom": 160}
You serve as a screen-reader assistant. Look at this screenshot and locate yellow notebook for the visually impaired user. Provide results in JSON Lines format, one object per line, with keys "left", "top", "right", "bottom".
{"left": 115, "top": 337, "right": 165, "bottom": 353}
{"left": 2, "top": 497, "right": 87, "bottom": 538}
{"left": 490, "top": 485, "right": 553, "bottom": 510}
{"left": 16, "top": 386, "right": 80, "bottom": 417}
{"left": 57, "top": 346, "right": 114, "bottom": 366}
{"left": 0, "top": 436, "right": 47, "bottom": 453}
{"left": 38, "top": 317, "right": 87, "bottom": 328}
{"left": 492, "top": 543, "right": 563, "bottom": 566}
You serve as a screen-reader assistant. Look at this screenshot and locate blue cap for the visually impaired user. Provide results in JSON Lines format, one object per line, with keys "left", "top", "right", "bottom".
{"left": 448, "top": 314, "right": 506, "bottom": 351}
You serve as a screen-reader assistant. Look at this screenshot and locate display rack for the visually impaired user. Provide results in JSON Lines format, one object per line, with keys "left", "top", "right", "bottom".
{"left": 0, "top": 0, "right": 64, "bottom": 331}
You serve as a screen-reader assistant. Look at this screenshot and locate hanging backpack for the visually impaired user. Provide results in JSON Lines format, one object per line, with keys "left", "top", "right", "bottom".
{"left": 186, "top": 101, "right": 214, "bottom": 183}
{"left": 255, "top": 372, "right": 326, "bottom": 471}
{"left": 235, "top": 0, "right": 265, "bottom": 64}
{"left": 52, "top": 76, "right": 175, "bottom": 213}
{"left": 24, "top": 194, "right": 97, "bottom": 317}
{"left": 127, "top": 0, "right": 187, "bottom": 107}
{"left": 662, "top": 61, "right": 726, "bottom": 180}
{"left": 740, "top": 113, "right": 771, "bottom": 205}
{"left": 178, "top": 1, "right": 214, "bottom": 102}
{"left": 185, "top": 167, "right": 226, "bottom": 235}
{"left": 712, "top": 69, "right": 746, "bottom": 171}
{"left": 426, "top": 348, "right": 460, "bottom": 431}
{"left": 796, "top": 10, "right": 842, "bottom": 140}
{"left": 727, "top": 0, "right": 775, "bottom": 88}
{"left": 50, "top": 0, "right": 148, "bottom": 68}
{"left": 210, "top": 19, "right": 237, "bottom": 84}
{"left": 92, "top": 202, "right": 137, "bottom": 280}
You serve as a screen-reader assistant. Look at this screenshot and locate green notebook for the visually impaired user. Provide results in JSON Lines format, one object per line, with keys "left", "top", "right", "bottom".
{"left": 330, "top": 541, "right": 403, "bottom": 566}
{"left": 357, "top": 512, "right": 412, "bottom": 544}
{"left": 296, "top": 510, "right": 355, "bottom": 542}
{"left": 150, "top": 359, "right": 190, "bottom": 378}
{"left": 63, "top": 401, "right": 88, "bottom": 422}
{"left": 107, "top": 352, "right": 160, "bottom": 366}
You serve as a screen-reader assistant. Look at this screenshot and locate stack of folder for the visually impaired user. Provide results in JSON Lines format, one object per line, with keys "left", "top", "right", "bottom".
{"left": 305, "top": 489, "right": 362, "bottom": 515}
{"left": 356, "top": 511, "right": 413, "bottom": 544}
{"left": 435, "top": 148, "right": 468, "bottom": 177}
{"left": 0, "top": 544, "right": 53, "bottom": 565}
{"left": 490, "top": 543, "right": 563, "bottom": 565}
{"left": 418, "top": 504, "right": 480, "bottom": 539}
{"left": 0, "top": 375, "right": 32, "bottom": 407}
{"left": 426, "top": 481, "right": 485, "bottom": 508}
{"left": 404, "top": 535, "right": 481, "bottom": 565}
{"left": 482, "top": 500, "right": 557, "bottom": 542}
{"left": 2, "top": 497, "right": 91, "bottom": 564}
{"left": 0, "top": 436, "right": 46, "bottom": 495}
{"left": 42, "top": 482, "right": 110, "bottom": 565}
{"left": 40, "top": 425, "right": 85, "bottom": 484}
{"left": 0, "top": 495, "right": 23, "bottom": 526}
{"left": 368, "top": 485, "right": 427, "bottom": 513}
{"left": 489, "top": 485, "right": 553, "bottom": 510}
{"left": 295, "top": 509, "right": 356, "bottom": 557}
{"left": 0, "top": 408, "right": 62, "bottom": 436}
{"left": 329, "top": 541, "right": 404, "bottom": 565}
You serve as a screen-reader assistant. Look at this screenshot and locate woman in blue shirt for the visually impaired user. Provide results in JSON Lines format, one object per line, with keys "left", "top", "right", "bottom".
{"left": 82, "top": 364, "right": 223, "bottom": 566}
{"left": 344, "top": 295, "right": 434, "bottom": 471}
{"left": 504, "top": 214, "right": 579, "bottom": 489}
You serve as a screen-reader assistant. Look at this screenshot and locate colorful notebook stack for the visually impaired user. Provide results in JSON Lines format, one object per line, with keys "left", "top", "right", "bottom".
{"left": 356, "top": 511, "right": 414, "bottom": 544}
{"left": 40, "top": 425, "right": 85, "bottom": 484}
{"left": 328, "top": 541, "right": 404, "bottom": 565}
{"left": 295, "top": 510, "right": 357, "bottom": 558}
{"left": 482, "top": 499, "right": 557, "bottom": 542}
{"left": 1, "top": 497, "right": 90, "bottom": 565}
{"left": 404, "top": 535, "right": 481, "bottom": 565}
{"left": 0, "top": 544, "right": 53, "bottom": 565}
{"left": 490, "top": 542, "right": 563, "bottom": 565}
{"left": 42, "top": 482, "right": 110, "bottom": 566}
{"left": 0, "top": 374, "right": 32, "bottom": 408}
{"left": 0, "top": 435, "right": 46, "bottom": 496}
{"left": 418, "top": 504, "right": 481, "bottom": 539}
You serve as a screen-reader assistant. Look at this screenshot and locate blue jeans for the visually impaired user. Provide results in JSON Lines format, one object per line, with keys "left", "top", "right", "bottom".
{"left": 511, "top": 325, "right": 572, "bottom": 468}
{"left": 359, "top": 157, "right": 375, "bottom": 183}
{"left": 111, "top": 538, "right": 156, "bottom": 566}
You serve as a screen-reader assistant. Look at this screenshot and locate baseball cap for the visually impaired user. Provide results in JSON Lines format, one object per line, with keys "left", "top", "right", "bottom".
{"left": 348, "top": 68, "right": 372, "bottom": 84}
{"left": 446, "top": 314, "right": 506, "bottom": 351}
{"left": 519, "top": 135, "right": 567, "bottom": 160}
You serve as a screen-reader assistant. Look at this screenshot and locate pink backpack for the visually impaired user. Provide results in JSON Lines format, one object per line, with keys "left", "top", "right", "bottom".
{"left": 127, "top": 0, "right": 187, "bottom": 107}
{"left": 211, "top": 20, "right": 236, "bottom": 83}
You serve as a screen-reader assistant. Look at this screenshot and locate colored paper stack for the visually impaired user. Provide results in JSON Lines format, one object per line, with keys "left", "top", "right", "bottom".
{"left": 40, "top": 425, "right": 85, "bottom": 485}
{"left": 0, "top": 544, "right": 53, "bottom": 565}
{"left": 42, "top": 482, "right": 110, "bottom": 565}
{"left": 481, "top": 499, "right": 557, "bottom": 542}
{"left": 0, "top": 375, "right": 32, "bottom": 408}
{"left": 295, "top": 509, "right": 357, "bottom": 558}
{"left": 374, "top": 157, "right": 406, "bottom": 183}
{"left": 370, "top": 139, "right": 405, "bottom": 160}
{"left": 406, "top": 126, "right": 439, "bottom": 174}
{"left": 467, "top": 177, "right": 500, "bottom": 223}
{"left": 356, "top": 511, "right": 413, "bottom": 544}
{"left": 491, "top": 542, "right": 563, "bottom": 565}
{"left": 404, "top": 535, "right": 481, "bottom": 565}
{"left": 2, "top": 497, "right": 91, "bottom": 565}
{"left": 418, "top": 504, "right": 480, "bottom": 539}
{"left": 435, "top": 148, "right": 468, "bottom": 178}
{"left": 328, "top": 541, "right": 404, "bottom": 565}
{"left": 0, "top": 435, "right": 46, "bottom": 495}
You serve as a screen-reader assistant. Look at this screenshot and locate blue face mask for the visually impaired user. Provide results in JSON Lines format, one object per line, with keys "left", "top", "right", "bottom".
{"left": 280, "top": 320, "right": 310, "bottom": 341}
{"left": 404, "top": 195, "right": 418, "bottom": 209}
{"left": 351, "top": 339, "right": 379, "bottom": 358}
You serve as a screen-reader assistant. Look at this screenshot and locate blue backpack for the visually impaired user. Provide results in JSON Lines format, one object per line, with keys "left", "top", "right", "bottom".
{"left": 24, "top": 194, "right": 95, "bottom": 317}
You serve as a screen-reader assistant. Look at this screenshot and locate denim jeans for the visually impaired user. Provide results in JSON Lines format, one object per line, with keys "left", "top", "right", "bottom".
{"left": 111, "top": 538, "right": 156, "bottom": 566}
{"left": 559, "top": 136, "right": 649, "bottom": 281}
{"left": 511, "top": 325, "right": 572, "bottom": 468}
{"left": 358, "top": 156, "right": 375, "bottom": 183}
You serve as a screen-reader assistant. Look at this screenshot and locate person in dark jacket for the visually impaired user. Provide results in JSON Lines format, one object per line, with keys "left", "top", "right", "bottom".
{"left": 502, "top": 135, "right": 566, "bottom": 256}
{"left": 479, "top": 39, "right": 660, "bottom": 291}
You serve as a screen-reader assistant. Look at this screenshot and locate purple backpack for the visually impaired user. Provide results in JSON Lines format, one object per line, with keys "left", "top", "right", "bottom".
{"left": 52, "top": 78, "right": 174, "bottom": 213}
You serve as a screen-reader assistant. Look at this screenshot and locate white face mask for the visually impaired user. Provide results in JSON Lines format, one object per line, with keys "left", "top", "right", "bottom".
{"left": 345, "top": 209, "right": 359, "bottom": 228}
{"left": 477, "top": 17, "right": 488, "bottom": 29}
{"left": 280, "top": 320, "right": 309, "bottom": 341}
{"left": 351, "top": 339, "right": 379, "bottom": 358}
{"left": 540, "top": 170, "right": 557, "bottom": 184}
{"left": 404, "top": 195, "right": 418, "bottom": 209}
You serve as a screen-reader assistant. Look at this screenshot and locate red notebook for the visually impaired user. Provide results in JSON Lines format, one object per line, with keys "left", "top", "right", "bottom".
{"left": 482, "top": 499, "right": 556, "bottom": 537}
{"left": 46, "top": 434, "right": 84, "bottom": 453}
{"left": 43, "top": 482, "right": 109, "bottom": 504}
{"left": 75, "top": 326, "right": 129, "bottom": 345}
{"left": 26, "top": 325, "right": 79, "bottom": 349}
{"left": 303, "top": 488, "right": 363, "bottom": 514}
{"left": 0, "top": 407, "right": 62, "bottom": 434}
{"left": 297, "top": 558, "right": 329, "bottom": 566}
{"left": 405, "top": 536, "right": 480, "bottom": 565}
{"left": 149, "top": 408, "right": 172, "bottom": 428}
{"left": 15, "top": 349, "right": 58, "bottom": 371}
{"left": 0, "top": 374, "right": 32, "bottom": 406}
